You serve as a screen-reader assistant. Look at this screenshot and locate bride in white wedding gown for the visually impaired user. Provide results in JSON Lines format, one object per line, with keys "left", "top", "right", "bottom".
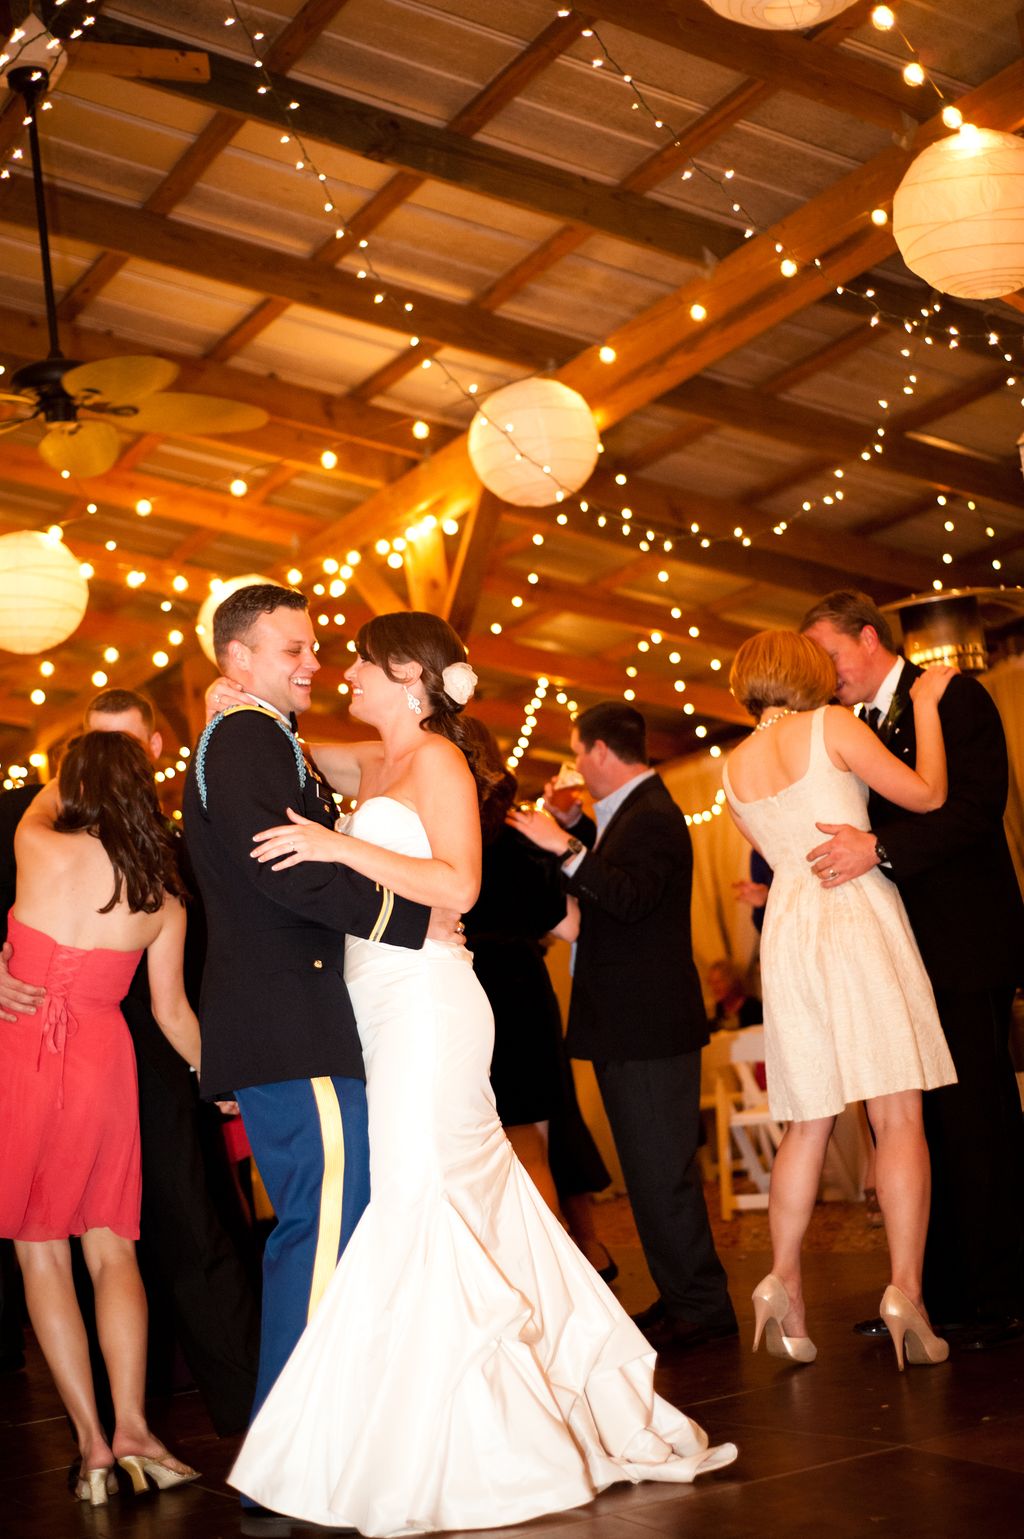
{"left": 229, "top": 613, "right": 737, "bottom": 1536}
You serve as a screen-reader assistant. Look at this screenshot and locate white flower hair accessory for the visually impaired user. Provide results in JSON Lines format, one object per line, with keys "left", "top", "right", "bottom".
{"left": 441, "top": 661, "right": 477, "bottom": 706}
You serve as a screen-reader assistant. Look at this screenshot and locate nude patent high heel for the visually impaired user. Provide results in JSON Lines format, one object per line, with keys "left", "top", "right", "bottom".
{"left": 75, "top": 1467, "right": 118, "bottom": 1506}
{"left": 879, "top": 1285, "right": 949, "bottom": 1370}
{"left": 752, "top": 1274, "right": 817, "bottom": 1363}
{"left": 116, "top": 1453, "right": 200, "bottom": 1494}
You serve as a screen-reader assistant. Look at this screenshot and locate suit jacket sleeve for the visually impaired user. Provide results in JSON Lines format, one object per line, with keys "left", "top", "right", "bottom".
{"left": 563, "top": 803, "right": 682, "bottom": 924}
{"left": 199, "top": 712, "right": 429, "bottom": 947}
{"left": 877, "top": 675, "right": 1009, "bottom": 884}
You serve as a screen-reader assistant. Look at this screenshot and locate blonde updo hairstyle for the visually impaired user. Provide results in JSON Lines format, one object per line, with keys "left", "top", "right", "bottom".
{"left": 729, "top": 630, "right": 836, "bottom": 722}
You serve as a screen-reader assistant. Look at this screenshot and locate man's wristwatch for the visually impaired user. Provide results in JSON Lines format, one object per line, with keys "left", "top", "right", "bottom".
{"left": 560, "top": 835, "right": 585, "bottom": 863}
{"left": 873, "top": 837, "right": 890, "bottom": 867}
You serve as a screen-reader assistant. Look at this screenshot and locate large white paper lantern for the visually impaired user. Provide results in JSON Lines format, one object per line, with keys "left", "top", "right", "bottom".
{"left": 893, "top": 126, "right": 1024, "bottom": 299}
{"left": 195, "top": 574, "right": 274, "bottom": 665}
{"left": 700, "top": 0, "right": 858, "bottom": 28}
{"left": 0, "top": 530, "right": 89, "bottom": 654}
{"left": 467, "top": 379, "right": 599, "bottom": 507}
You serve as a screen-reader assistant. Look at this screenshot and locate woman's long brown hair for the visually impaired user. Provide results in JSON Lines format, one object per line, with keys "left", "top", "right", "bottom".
{"left": 55, "top": 732, "right": 186, "bottom": 914}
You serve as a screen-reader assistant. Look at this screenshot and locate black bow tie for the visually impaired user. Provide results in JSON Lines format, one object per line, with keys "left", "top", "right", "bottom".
{"left": 288, "top": 711, "right": 299, "bottom": 733}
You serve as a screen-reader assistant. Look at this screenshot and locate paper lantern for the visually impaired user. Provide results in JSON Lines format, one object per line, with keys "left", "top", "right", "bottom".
{"left": 700, "top": 0, "right": 858, "bottom": 28}
{"left": 467, "top": 379, "right": 599, "bottom": 507}
{"left": 893, "top": 126, "right": 1024, "bottom": 299}
{"left": 0, "top": 530, "right": 89, "bottom": 654}
{"left": 195, "top": 574, "right": 274, "bottom": 665}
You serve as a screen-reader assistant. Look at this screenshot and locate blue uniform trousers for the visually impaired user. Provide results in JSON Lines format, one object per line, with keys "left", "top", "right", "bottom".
{"left": 235, "top": 1075, "right": 370, "bottom": 1421}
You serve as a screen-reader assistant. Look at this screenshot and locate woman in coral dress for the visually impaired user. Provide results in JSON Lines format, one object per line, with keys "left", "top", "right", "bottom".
{"left": 0, "top": 732, "right": 202, "bottom": 1505}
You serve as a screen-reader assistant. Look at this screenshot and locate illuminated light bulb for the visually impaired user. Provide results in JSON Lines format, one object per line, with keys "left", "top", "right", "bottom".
{"left": 532, "top": 533, "right": 544, "bottom": 546}
{"left": 650, "top": 631, "right": 663, "bottom": 644}
{"left": 669, "top": 651, "right": 681, "bottom": 664}
{"left": 870, "top": 208, "right": 888, "bottom": 226}
{"left": 614, "top": 472, "right": 628, "bottom": 486}
{"left": 683, "top": 702, "right": 695, "bottom": 715}
{"left": 40, "top": 659, "right": 55, "bottom": 677}
{"left": 375, "top": 539, "right": 390, "bottom": 555}
{"left": 986, "top": 526, "right": 995, "bottom": 537}
{"left": 103, "top": 646, "right": 119, "bottom": 664}
{"left": 317, "top": 613, "right": 329, "bottom": 626}
{"left": 135, "top": 498, "right": 152, "bottom": 517}
{"left": 167, "top": 629, "right": 183, "bottom": 646}
{"left": 598, "top": 345, "right": 616, "bottom": 363}
{"left": 163, "top": 767, "right": 175, "bottom": 780}
{"left": 386, "top": 552, "right": 404, "bottom": 569}
{"left": 710, "top": 745, "right": 722, "bottom": 759}
{"left": 160, "top": 600, "right": 172, "bottom": 612}
{"left": 323, "top": 558, "right": 339, "bottom": 574}
{"left": 30, "top": 689, "right": 46, "bottom": 705}
{"left": 152, "top": 651, "right": 169, "bottom": 668}
{"left": 944, "top": 520, "right": 955, "bottom": 532}
{"left": 91, "top": 670, "right": 108, "bottom": 688}
{"left": 340, "top": 565, "right": 353, "bottom": 579}
{"left": 942, "top": 105, "right": 963, "bottom": 130}
{"left": 287, "top": 568, "right": 303, "bottom": 585}
{"left": 689, "top": 302, "right": 707, "bottom": 322}
{"left": 527, "top": 572, "right": 539, "bottom": 584}
{"left": 172, "top": 575, "right": 188, "bottom": 592}
{"left": 392, "top": 537, "right": 407, "bottom": 552}
{"left": 442, "top": 518, "right": 459, "bottom": 536}
{"left": 658, "top": 570, "right": 669, "bottom": 583}
{"left": 992, "top": 558, "right": 1002, "bottom": 571}
{"left": 696, "top": 725, "right": 707, "bottom": 739}
{"left": 623, "top": 688, "right": 635, "bottom": 702}
{"left": 637, "top": 641, "right": 650, "bottom": 653}
{"left": 674, "top": 680, "right": 686, "bottom": 693}
{"left": 710, "top": 658, "right": 722, "bottom": 671}
{"left": 412, "top": 420, "right": 430, "bottom": 440}
{"left": 79, "top": 562, "right": 94, "bottom": 579}
{"left": 338, "top": 682, "right": 350, "bottom": 695}
{"left": 942, "top": 553, "right": 953, "bottom": 565}
{"left": 780, "top": 257, "right": 798, "bottom": 278}
{"left": 229, "top": 478, "right": 247, "bottom": 497}
{"left": 46, "top": 525, "right": 63, "bottom": 542}
{"left": 871, "top": 4, "right": 895, "bottom": 28}
{"left": 86, "top": 502, "right": 97, "bottom": 514}
{"left": 903, "top": 61, "right": 925, "bottom": 86}
{"left": 126, "top": 571, "right": 146, "bottom": 588}
{"left": 626, "top": 666, "right": 637, "bottom": 678}
{"left": 511, "top": 596, "right": 524, "bottom": 608}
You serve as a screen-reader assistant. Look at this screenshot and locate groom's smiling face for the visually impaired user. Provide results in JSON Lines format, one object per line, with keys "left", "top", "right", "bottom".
{"left": 231, "top": 607, "right": 321, "bottom": 719}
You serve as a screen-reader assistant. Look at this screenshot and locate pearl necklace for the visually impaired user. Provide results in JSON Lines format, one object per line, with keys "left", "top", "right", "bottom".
{"left": 754, "top": 709, "right": 800, "bottom": 733}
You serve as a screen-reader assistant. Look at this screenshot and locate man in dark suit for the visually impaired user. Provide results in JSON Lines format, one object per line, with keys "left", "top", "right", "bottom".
{"left": 183, "top": 584, "right": 455, "bottom": 1435}
{"left": 803, "top": 590, "right": 1024, "bottom": 1348}
{"left": 0, "top": 692, "right": 260, "bottom": 1434}
{"left": 510, "top": 702, "right": 736, "bottom": 1351}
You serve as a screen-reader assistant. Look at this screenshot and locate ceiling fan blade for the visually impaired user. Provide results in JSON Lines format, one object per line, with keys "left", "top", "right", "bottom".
{"left": 38, "top": 420, "right": 121, "bottom": 478}
{"left": 123, "top": 393, "right": 269, "bottom": 435}
{"left": 63, "top": 355, "right": 180, "bottom": 405}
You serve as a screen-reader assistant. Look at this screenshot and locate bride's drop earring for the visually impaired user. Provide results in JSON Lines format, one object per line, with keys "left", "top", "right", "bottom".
{"left": 404, "top": 685, "right": 422, "bottom": 715}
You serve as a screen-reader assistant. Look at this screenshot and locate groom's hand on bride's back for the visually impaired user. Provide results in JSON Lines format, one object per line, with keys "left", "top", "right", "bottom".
{"left": 428, "top": 908, "right": 466, "bottom": 946}
{"left": 0, "top": 940, "right": 45, "bottom": 1020}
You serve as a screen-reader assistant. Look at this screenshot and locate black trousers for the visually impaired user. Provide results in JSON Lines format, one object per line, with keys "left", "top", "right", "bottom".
{"left": 922, "top": 985, "right": 1024, "bottom": 1324}
{"left": 593, "top": 1051, "right": 735, "bottom": 1326}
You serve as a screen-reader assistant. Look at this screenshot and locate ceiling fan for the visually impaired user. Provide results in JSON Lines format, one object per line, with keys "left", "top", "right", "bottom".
{"left": 0, "top": 50, "right": 268, "bottom": 478}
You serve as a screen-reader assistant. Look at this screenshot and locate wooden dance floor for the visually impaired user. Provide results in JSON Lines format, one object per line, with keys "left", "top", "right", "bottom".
{"left": 4, "top": 1199, "right": 1024, "bottom": 1538}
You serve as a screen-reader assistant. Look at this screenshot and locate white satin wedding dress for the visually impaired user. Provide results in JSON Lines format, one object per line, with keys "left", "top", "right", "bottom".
{"left": 230, "top": 796, "right": 736, "bottom": 1536}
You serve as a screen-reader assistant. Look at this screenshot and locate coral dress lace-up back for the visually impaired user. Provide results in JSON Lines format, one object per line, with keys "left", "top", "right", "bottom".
{"left": 0, "top": 915, "right": 144, "bottom": 1241}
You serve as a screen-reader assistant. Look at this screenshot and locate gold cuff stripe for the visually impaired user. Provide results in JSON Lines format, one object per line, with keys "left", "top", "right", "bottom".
{"left": 307, "top": 1076, "right": 346, "bottom": 1322}
{"left": 368, "top": 885, "right": 394, "bottom": 943}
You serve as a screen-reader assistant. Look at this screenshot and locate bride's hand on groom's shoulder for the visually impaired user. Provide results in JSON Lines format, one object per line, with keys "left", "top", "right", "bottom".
{"left": 205, "top": 674, "right": 254, "bottom": 722}
{"left": 910, "top": 664, "right": 958, "bottom": 706}
{"left": 252, "top": 807, "right": 341, "bottom": 870}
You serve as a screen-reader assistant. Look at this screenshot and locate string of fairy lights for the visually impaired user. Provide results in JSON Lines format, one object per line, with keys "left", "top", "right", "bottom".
{"left": 0, "top": 2, "right": 1021, "bottom": 781}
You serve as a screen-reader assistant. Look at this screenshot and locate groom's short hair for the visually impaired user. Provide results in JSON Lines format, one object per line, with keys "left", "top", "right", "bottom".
{"left": 800, "top": 590, "right": 896, "bottom": 653}
{"left": 213, "top": 584, "right": 307, "bottom": 666}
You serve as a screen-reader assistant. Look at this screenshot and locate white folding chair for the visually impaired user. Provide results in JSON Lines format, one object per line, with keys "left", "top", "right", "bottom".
{"left": 714, "top": 1025, "right": 784, "bottom": 1220}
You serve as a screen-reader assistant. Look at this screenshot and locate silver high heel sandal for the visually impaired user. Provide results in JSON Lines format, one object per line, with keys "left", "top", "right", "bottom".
{"left": 752, "top": 1274, "right": 817, "bottom": 1363}
{"left": 879, "top": 1285, "right": 950, "bottom": 1370}
{"left": 75, "top": 1467, "right": 118, "bottom": 1506}
{"left": 116, "top": 1453, "right": 200, "bottom": 1494}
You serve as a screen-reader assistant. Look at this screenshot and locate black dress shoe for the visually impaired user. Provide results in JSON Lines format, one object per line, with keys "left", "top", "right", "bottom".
{"left": 958, "top": 1317, "right": 1024, "bottom": 1352}
{"left": 631, "top": 1298, "right": 668, "bottom": 1331}
{"left": 644, "top": 1314, "right": 739, "bottom": 1352}
{"left": 853, "top": 1316, "right": 889, "bottom": 1338}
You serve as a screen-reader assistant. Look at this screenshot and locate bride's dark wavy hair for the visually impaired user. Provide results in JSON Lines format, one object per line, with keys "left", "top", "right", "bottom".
{"left": 55, "top": 731, "right": 187, "bottom": 914}
{"left": 355, "top": 612, "right": 503, "bottom": 799}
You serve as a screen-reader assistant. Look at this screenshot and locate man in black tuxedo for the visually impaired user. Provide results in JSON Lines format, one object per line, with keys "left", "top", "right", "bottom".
{"left": 803, "top": 591, "right": 1024, "bottom": 1347}
{"left": 183, "top": 585, "right": 456, "bottom": 1437}
{"left": 510, "top": 702, "right": 736, "bottom": 1351}
{"left": 0, "top": 691, "right": 259, "bottom": 1434}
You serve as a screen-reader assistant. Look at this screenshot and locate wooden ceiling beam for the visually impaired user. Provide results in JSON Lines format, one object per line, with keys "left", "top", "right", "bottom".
{"left": 2, "top": 177, "right": 576, "bottom": 375}
{"left": 87, "top": 14, "right": 741, "bottom": 267}
{"left": 444, "top": 490, "right": 505, "bottom": 639}
{"left": 659, "top": 375, "right": 1022, "bottom": 507}
{"left": 465, "top": 633, "right": 751, "bottom": 726}
{"left": 483, "top": 571, "right": 755, "bottom": 652}
{"left": 584, "top": 0, "right": 928, "bottom": 132}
